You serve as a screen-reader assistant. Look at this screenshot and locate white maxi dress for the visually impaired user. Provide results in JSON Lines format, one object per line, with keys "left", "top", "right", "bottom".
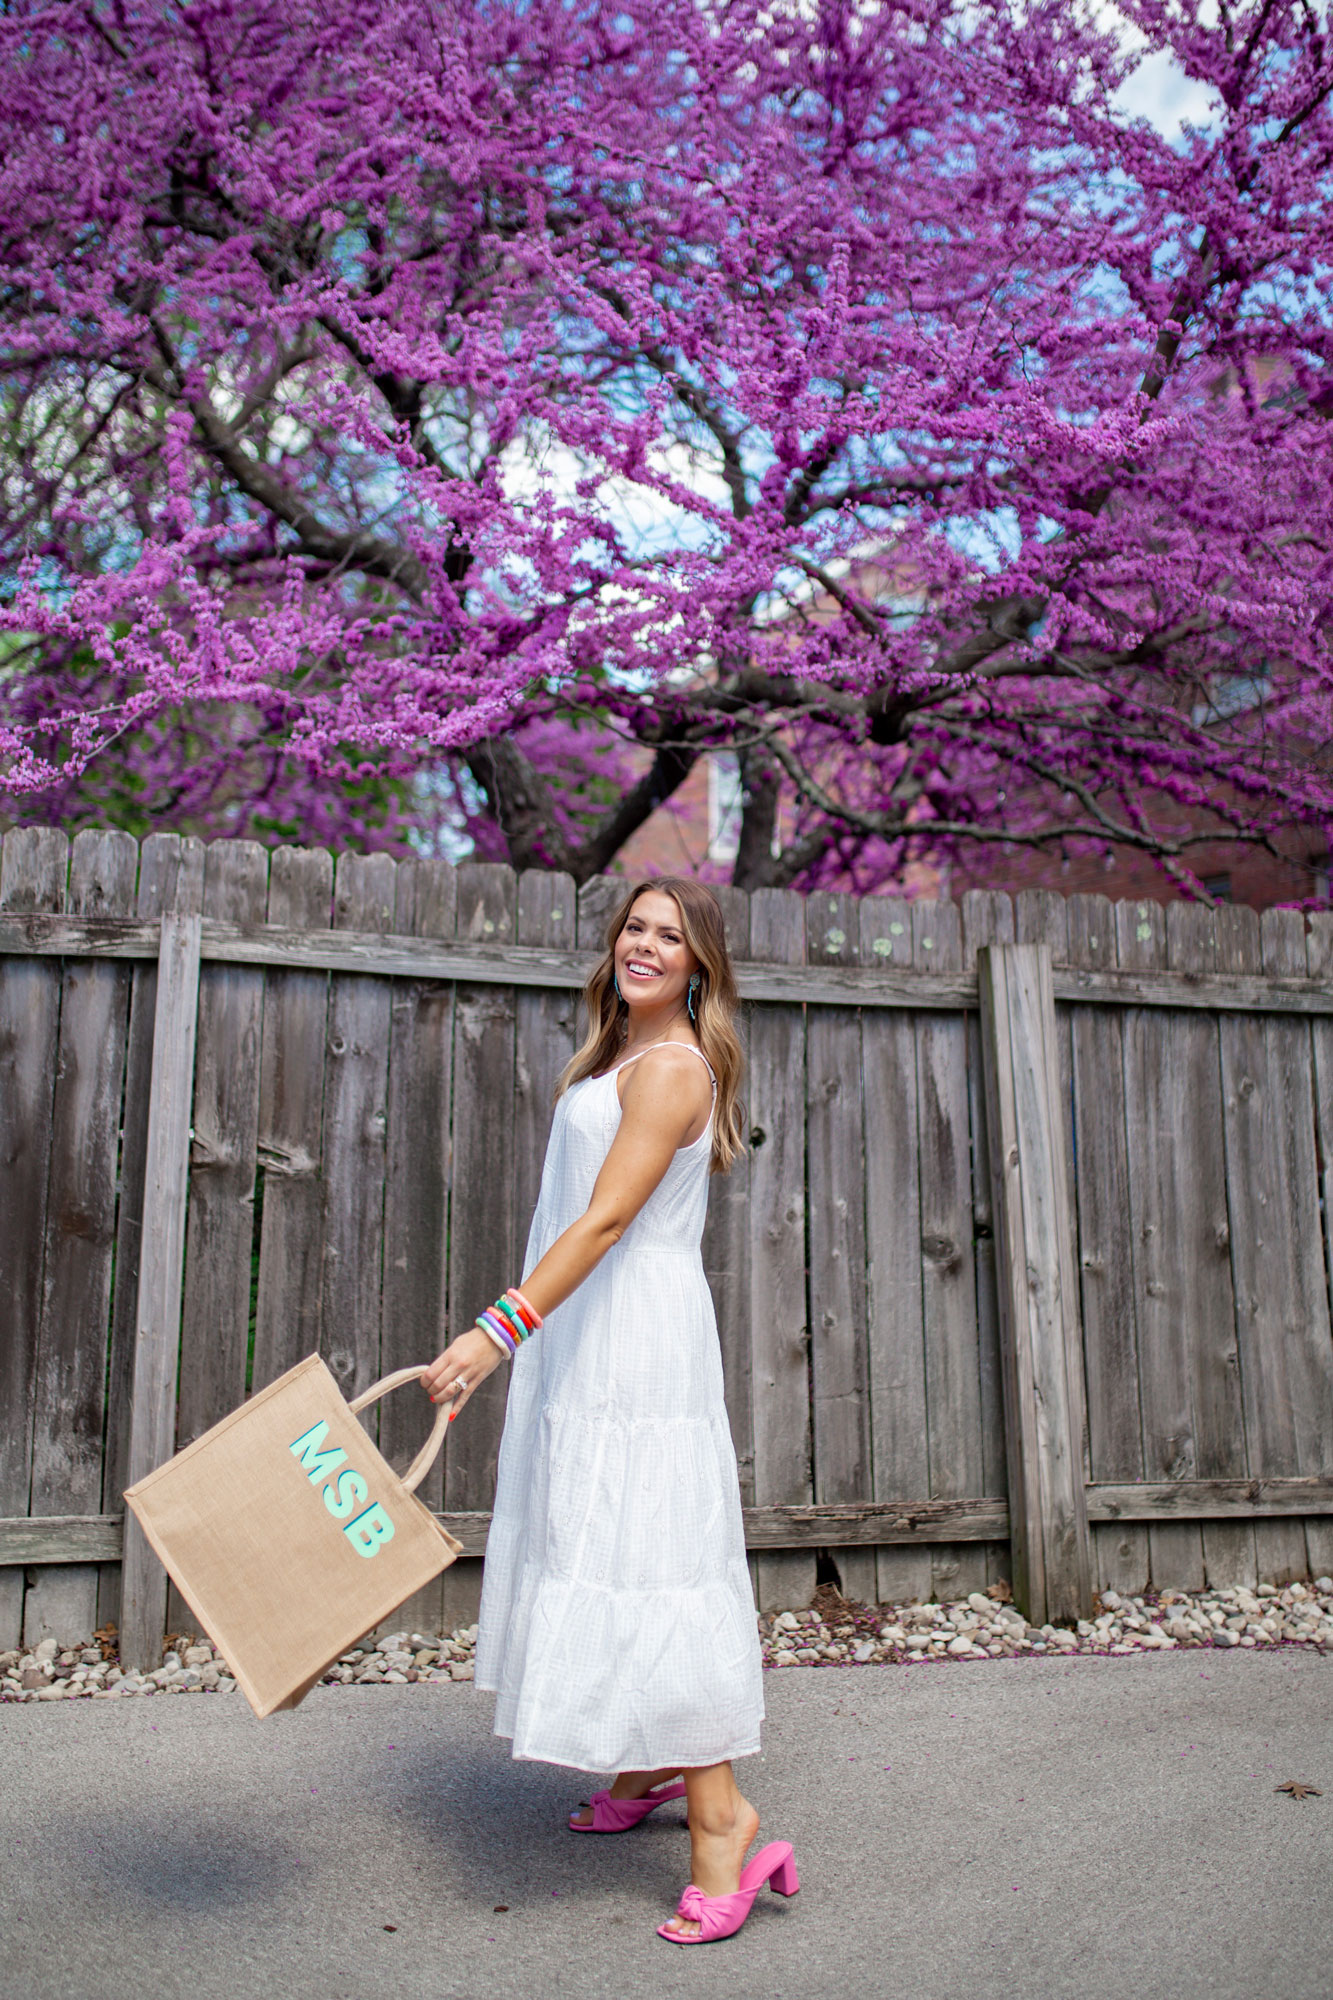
{"left": 475, "top": 1045, "right": 765, "bottom": 1773}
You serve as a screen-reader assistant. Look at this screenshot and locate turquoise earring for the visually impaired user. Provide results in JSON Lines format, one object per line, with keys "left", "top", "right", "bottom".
{"left": 687, "top": 973, "right": 700, "bottom": 1023}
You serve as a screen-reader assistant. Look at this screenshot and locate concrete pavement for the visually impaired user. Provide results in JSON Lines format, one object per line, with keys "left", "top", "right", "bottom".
{"left": 2, "top": 1650, "right": 1330, "bottom": 1999}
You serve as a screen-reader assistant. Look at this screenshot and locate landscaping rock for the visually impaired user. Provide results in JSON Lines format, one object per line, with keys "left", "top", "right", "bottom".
{"left": 6, "top": 1579, "right": 1332, "bottom": 1704}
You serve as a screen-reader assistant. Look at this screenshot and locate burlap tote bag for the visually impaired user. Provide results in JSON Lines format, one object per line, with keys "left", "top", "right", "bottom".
{"left": 125, "top": 1354, "right": 463, "bottom": 1717}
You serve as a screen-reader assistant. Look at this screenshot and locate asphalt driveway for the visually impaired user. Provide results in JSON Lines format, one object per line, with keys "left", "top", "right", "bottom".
{"left": 2, "top": 1650, "right": 1329, "bottom": 2000}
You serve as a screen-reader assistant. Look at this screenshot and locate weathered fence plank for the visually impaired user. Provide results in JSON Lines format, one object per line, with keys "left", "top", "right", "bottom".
{"left": 10, "top": 905, "right": 1333, "bottom": 1016}
{"left": 1220, "top": 907, "right": 1333, "bottom": 1585}
{"left": 959, "top": 888, "right": 1016, "bottom": 1593}
{"left": 177, "top": 843, "right": 268, "bottom": 1442}
{"left": 978, "top": 942, "right": 1092, "bottom": 1626}
{"left": 252, "top": 845, "right": 334, "bottom": 1387}
{"left": 1263, "top": 908, "right": 1333, "bottom": 1582}
{"left": 1216, "top": 904, "right": 1302, "bottom": 1586}
{"left": 702, "top": 885, "right": 755, "bottom": 1514}
{"left": 577, "top": 873, "right": 628, "bottom": 948}
{"left": 101, "top": 835, "right": 204, "bottom": 1634}
{"left": 0, "top": 1518, "right": 126, "bottom": 1563}
{"left": 0, "top": 828, "right": 68, "bottom": 1647}
{"left": 167, "top": 842, "right": 268, "bottom": 1633}
{"left": 1015, "top": 892, "right": 1080, "bottom": 1314}
{"left": 1304, "top": 911, "right": 1333, "bottom": 1582}
{"left": 917, "top": 899, "right": 989, "bottom": 1603}
{"left": 747, "top": 888, "right": 815, "bottom": 1612}
{"left": 1016, "top": 892, "right": 1090, "bottom": 1592}
{"left": 860, "top": 895, "right": 931, "bottom": 1606}
{"left": 319, "top": 852, "right": 396, "bottom": 1400}
{"left": 26, "top": 831, "right": 139, "bottom": 1649}
{"left": 119, "top": 910, "right": 204, "bottom": 1672}
{"left": 1173, "top": 902, "right": 1256, "bottom": 1592}
{"left": 741, "top": 1500, "right": 1007, "bottom": 1547}
{"left": 1051, "top": 964, "right": 1333, "bottom": 1016}
{"left": 450, "top": 863, "right": 576, "bottom": 1633}
{"left": 514, "top": 869, "right": 580, "bottom": 1298}
{"left": 443, "top": 862, "right": 521, "bottom": 1627}
{"left": 1086, "top": 1476, "right": 1333, "bottom": 1520}
{"left": 1117, "top": 899, "right": 1207, "bottom": 1592}
{"left": 377, "top": 856, "right": 459, "bottom": 1638}
{"left": 805, "top": 891, "right": 874, "bottom": 1604}
{"left": 13, "top": 1470, "right": 1333, "bottom": 1570}
{"left": 1066, "top": 893, "right": 1149, "bottom": 1597}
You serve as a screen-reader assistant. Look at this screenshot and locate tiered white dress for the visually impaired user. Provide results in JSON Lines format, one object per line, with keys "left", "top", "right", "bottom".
{"left": 475, "top": 1045, "right": 765, "bottom": 1773}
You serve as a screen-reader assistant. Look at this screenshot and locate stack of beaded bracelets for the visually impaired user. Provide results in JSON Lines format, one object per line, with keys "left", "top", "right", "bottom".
{"left": 475, "top": 1286, "right": 543, "bottom": 1359}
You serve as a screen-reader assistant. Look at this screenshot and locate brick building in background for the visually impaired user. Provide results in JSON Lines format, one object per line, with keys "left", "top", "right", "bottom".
{"left": 614, "top": 742, "right": 1326, "bottom": 910}
{"left": 948, "top": 823, "right": 1328, "bottom": 911}
{"left": 616, "top": 548, "right": 943, "bottom": 897}
{"left": 612, "top": 541, "right": 1329, "bottom": 914}
{"left": 615, "top": 751, "right": 733, "bottom": 882}
{"left": 615, "top": 747, "right": 944, "bottom": 897}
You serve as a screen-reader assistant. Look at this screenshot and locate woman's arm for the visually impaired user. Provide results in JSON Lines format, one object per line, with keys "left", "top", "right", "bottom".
{"left": 421, "top": 1045, "right": 711, "bottom": 1413}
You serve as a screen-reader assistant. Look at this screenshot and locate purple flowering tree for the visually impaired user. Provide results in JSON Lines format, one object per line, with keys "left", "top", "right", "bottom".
{"left": 1, "top": 0, "right": 1330, "bottom": 892}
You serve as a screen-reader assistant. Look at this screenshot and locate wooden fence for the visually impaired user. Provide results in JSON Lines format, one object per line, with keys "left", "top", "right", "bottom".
{"left": 2, "top": 828, "right": 1333, "bottom": 1668}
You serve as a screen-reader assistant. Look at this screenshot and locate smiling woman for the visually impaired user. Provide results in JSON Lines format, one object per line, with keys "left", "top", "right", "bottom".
{"left": 420, "top": 877, "right": 794, "bottom": 1944}
{"left": 556, "top": 877, "right": 745, "bottom": 1175}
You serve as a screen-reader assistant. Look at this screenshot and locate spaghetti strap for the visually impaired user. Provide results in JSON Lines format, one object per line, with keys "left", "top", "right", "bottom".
{"left": 608, "top": 1042, "right": 717, "bottom": 1092}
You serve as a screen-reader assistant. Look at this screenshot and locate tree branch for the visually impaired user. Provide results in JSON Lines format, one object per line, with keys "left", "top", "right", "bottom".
{"left": 466, "top": 731, "right": 701, "bottom": 883}
{"left": 760, "top": 724, "right": 1281, "bottom": 862}
{"left": 576, "top": 740, "right": 702, "bottom": 879}
{"left": 143, "top": 320, "right": 432, "bottom": 599}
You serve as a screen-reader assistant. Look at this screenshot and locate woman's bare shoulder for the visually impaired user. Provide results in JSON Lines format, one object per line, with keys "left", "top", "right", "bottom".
{"left": 622, "top": 1038, "right": 709, "bottom": 1075}
{"left": 616, "top": 1040, "right": 712, "bottom": 1111}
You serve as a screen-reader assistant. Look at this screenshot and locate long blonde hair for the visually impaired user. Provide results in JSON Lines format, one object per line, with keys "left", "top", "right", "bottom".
{"left": 557, "top": 877, "right": 746, "bottom": 1174}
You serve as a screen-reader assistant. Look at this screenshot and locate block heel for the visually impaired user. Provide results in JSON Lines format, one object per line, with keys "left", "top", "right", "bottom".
{"left": 771, "top": 1853, "right": 800, "bottom": 1897}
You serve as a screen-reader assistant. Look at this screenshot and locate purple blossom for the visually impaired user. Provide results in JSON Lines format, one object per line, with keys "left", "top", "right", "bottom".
{"left": 0, "top": 0, "right": 1328, "bottom": 893}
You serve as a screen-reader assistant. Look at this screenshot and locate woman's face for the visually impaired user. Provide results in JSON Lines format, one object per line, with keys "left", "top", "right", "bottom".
{"left": 614, "top": 890, "right": 699, "bottom": 1018}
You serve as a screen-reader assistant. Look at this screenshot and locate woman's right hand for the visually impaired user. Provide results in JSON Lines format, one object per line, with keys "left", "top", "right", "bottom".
{"left": 420, "top": 1325, "right": 506, "bottom": 1423}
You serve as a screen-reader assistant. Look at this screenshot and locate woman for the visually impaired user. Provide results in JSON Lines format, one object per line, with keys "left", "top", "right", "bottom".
{"left": 422, "top": 878, "right": 797, "bottom": 1944}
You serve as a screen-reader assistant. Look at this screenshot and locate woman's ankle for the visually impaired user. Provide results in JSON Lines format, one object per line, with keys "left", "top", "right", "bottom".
{"left": 687, "top": 1790, "right": 756, "bottom": 1843}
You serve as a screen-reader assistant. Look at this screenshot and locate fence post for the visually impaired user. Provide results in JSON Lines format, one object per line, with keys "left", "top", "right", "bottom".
{"left": 119, "top": 912, "right": 202, "bottom": 1673}
{"left": 977, "top": 943, "right": 1092, "bottom": 1626}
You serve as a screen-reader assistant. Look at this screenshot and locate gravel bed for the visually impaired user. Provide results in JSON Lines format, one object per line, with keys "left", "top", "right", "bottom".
{"left": 760, "top": 1576, "right": 1333, "bottom": 1667}
{"left": 3, "top": 1579, "right": 1331, "bottom": 1702}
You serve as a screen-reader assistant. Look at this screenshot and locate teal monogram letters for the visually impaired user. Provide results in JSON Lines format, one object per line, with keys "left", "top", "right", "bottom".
{"left": 343, "top": 1503, "right": 395, "bottom": 1558}
{"left": 323, "top": 1467, "right": 369, "bottom": 1520}
{"left": 289, "top": 1420, "right": 346, "bottom": 1484}
{"left": 289, "top": 1422, "right": 395, "bottom": 1556}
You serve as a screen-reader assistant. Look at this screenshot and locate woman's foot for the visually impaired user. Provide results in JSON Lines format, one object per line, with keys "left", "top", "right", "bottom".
{"left": 569, "top": 1768, "right": 684, "bottom": 1829}
{"left": 657, "top": 1841, "right": 799, "bottom": 1945}
{"left": 660, "top": 1770, "right": 760, "bottom": 1939}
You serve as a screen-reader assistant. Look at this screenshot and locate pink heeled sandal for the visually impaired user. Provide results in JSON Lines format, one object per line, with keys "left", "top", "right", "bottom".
{"left": 568, "top": 1781, "right": 687, "bottom": 1834}
{"left": 657, "top": 1840, "right": 799, "bottom": 1944}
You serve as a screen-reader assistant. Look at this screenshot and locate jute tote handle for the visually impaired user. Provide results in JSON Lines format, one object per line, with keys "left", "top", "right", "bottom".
{"left": 349, "top": 1366, "right": 451, "bottom": 1495}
